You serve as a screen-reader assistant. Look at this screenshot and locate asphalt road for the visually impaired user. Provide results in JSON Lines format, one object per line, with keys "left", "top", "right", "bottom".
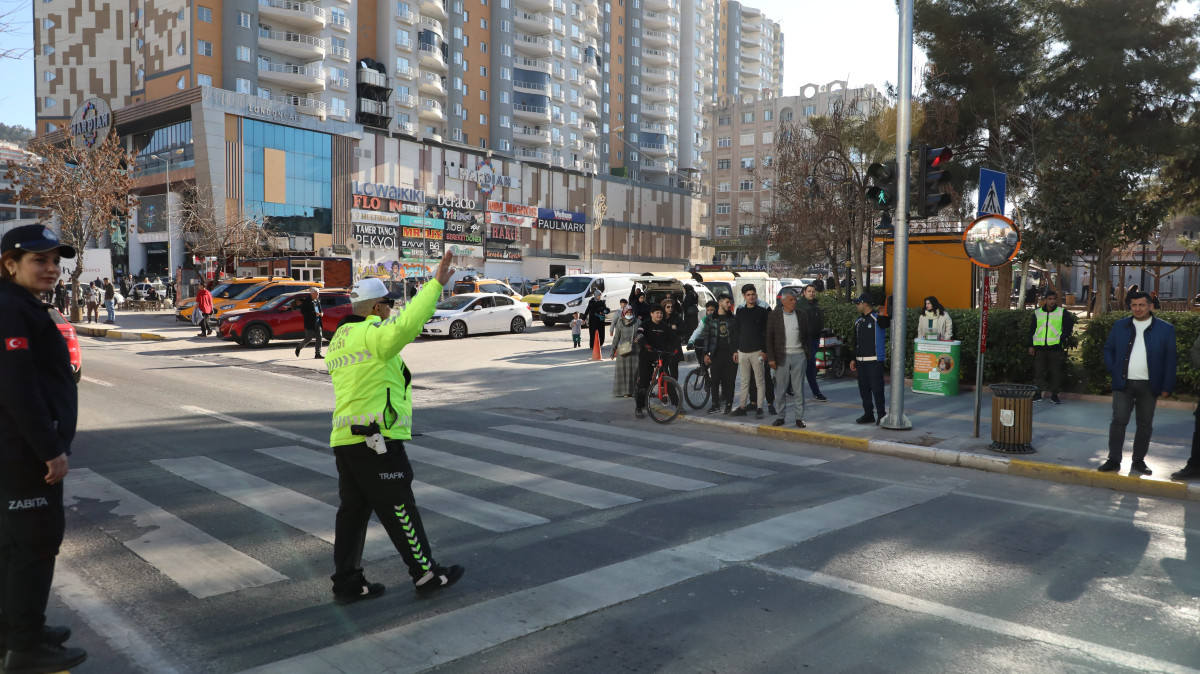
{"left": 51, "top": 325, "right": 1200, "bottom": 673}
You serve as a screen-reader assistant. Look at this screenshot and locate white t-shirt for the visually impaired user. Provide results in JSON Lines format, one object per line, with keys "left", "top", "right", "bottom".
{"left": 1127, "top": 317, "right": 1152, "bottom": 381}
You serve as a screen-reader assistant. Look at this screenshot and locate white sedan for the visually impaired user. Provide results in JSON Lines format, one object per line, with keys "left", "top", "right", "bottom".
{"left": 422, "top": 292, "right": 533, "bottom": 339}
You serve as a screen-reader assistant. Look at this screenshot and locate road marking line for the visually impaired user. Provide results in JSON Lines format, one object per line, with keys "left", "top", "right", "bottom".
{"left": 407, "top": 443, "right": 639, "bottom": 509}
{"left": 257, "top": 446, "right": 550, "bottom": 532}
{"left": 755, "top": 563, "right": 1200, "bottom": 674}
{"left": 181, "top": 405, "right": 328, "bottom": 448}
{"left": 81, "top": 375, "right": 113, "bottom": 387}
{"left": 496, "top": 424, "right": 775, "bottom": 478}
{"left": 53, "top": 564, "right": 183, "bottom": 674}
{"left": 431, "top": 430, "right": 718, "bottom": 491}
{"left": 66, "top": 469, "right": 287, "bottom": 598}
{"left": 237, "top": 484, "right": 942, "bottom": 674}
{"left": 558, "top": 419, "right": 828, "bottom": 467}
{"left": 152, "top": 457, "right": 395, "bottom": 561}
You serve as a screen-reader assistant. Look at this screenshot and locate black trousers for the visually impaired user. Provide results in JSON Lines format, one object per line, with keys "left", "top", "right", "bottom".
{"left": 1033, "top": 348, "right": 1064, "bottom": 395}
{"left": 332, "top": 440, "right": 436, "bottom": 592}
{"left": 589, "top": 324, "right": 605, "bottom": 350}
{"left": 1187, "top": 406, "right": 1200, "bottom": 470}
{"left": 298, "top": 326, "right": 323, "bottom": 355}
{"left": 199, "top": 312, "right": 213, "bottom": 336}
{"left": 636, "top": 350, "right": 679, "bottom": 409}
{"left": 806, "top": 339, "right": 823, "bottom": 396}
{"left": 1108, "top": 380, "right": 1157, "bottom": 463}
{"left": 856, "top": 360, "right": 886, "bottom": 416}
{"left": 709, "top": 350, "right": 736, "bottom": 407}
{"left": 0, "top": 454, "right": 65, "bottom": 652}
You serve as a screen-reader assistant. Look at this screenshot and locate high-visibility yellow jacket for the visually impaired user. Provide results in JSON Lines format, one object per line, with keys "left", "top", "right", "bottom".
{"left": 324, "top": 280, "right": 442, "bottom": 447}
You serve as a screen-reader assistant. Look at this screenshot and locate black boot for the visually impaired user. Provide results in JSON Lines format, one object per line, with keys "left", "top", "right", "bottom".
{"left": 3, "top": 642, "right": 88, "bottom": 674}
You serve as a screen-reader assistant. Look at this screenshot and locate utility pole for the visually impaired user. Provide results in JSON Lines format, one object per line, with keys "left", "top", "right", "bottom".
{"left": 881, "top": 0, "right": 914, "bottom": 431}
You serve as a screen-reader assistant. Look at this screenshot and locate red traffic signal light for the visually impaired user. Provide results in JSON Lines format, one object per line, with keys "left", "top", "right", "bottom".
{"left": 915, "top": 145, "right": 953, "bottom": 219}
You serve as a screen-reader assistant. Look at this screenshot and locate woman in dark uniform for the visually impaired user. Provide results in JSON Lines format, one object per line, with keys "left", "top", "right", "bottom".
{"left": 0, "top": 225, "right": 87, "bottom": 673}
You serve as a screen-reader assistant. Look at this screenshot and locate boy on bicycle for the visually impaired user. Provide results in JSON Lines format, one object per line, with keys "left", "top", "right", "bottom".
{"left": 634, "top": 304, "right": 677, "bottom": 419}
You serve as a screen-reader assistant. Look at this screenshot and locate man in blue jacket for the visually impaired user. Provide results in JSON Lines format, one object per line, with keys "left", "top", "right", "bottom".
{"left": 849, "top": 294, "right": 890, "bottom": 424}
{"left": 1100, "top": 291, "right": 1177, "bottom": 475}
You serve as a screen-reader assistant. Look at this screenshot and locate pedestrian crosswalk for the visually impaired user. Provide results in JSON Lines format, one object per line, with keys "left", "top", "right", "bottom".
{"left": 64, "top": 417, "right": 830, "bottom": 601}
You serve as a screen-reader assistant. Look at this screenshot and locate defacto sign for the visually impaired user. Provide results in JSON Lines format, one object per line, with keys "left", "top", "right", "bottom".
{"left": 434, "top": 193, "right": 478, "bottom": 211}
{"left": 70, "top": 98, "right": 112, "bottom": 149}
{"left": 353, "top": 181, "right": 427, "bottom": 203}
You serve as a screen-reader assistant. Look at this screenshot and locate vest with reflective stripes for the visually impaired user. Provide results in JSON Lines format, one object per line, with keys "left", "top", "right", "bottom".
{"left": 1033, "top": 306, "right": 1064, "bottom": 347}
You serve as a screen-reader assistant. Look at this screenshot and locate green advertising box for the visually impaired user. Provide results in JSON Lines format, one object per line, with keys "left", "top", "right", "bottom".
{"left": 913, "top": 339, "right": 961, "bottom": 396}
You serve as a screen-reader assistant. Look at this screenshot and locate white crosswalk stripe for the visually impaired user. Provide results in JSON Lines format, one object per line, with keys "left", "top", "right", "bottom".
{"left": 256, "top": 445, "right": 550, "bottom": 532}
{"left": 152, "top": 456, "right": 396, "bottom": 561}
{"left": 555, "top": 420, "right": 830, "bottom": 468}
{"left": 65, "top": 469, "right": 288, "bottom": 599}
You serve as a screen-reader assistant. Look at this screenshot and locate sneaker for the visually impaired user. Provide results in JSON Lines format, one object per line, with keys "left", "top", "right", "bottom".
{"left": 3, "top": 642, "right": 88, "bottom": 674}
{"left": 767, "top": 404, "right": 777, "bottom": 416}
{"left": 813, "top": 393, "right": 828, "bottom": 402}
{"left": 855, "top": 414, "right": 875, "bottom": 424}
{"left": 723, "top": 404, "right": 732, "bottom": 415}
{"left": 786, "top": 386, "right": 795, "bottom": 396}
{"left": 333, "top": 581, "right": 385, "bottom": 605}
{"left": 746, "top": 402, "right": 757, "bottom": 411}
{"left": 1170, "top": 465, "right": 1200, "bottom": 481}
{"left": 0, "top": 625, "right": 70, "bottom": 653}
{"left": 1131, "top": 461, "right": 1153, "bottom": 476}
{"left": 729, "top": 408, "right": 747, "bottom": 417}
{"left": 1050, "top": 394, "right": 1062, "bottom": 404}
{"left": 1097, "top": 459, "right": 1120, "bottom": 473}
{"left": 755, "top": 409, "right": 764, "bottom": 420}
{"left": 796, "top": 420, "right": 806, "bottom": 429}
{"left": 1032, "top": 393, "right": 1044, "bottom": 403}
{"left": 771, "top": 418, "right": 785, "bottom": 427}
{"left": 635, "top": 408, "right": 645, "bottom": 419}
{"left": 707, "top": 405, "right": 720, "bottom": 415}
{"left": 414, "top": 564, "right": 465, "bottom": 594}
{"left": 314, "top": 354, "right": 323, "bottom": 359}
{"left": 295, "top": 345, "right": 302, "bottom": 357}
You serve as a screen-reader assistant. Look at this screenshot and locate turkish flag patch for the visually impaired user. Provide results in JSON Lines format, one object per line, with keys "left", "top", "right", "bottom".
{"left": 5, "top": 337, "right": 29, "bottom": 351}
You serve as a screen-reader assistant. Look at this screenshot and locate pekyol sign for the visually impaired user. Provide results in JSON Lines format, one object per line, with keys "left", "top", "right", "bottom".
{"left": 488, "top": 224, "right": 520, "bottom": 243}
{"left": 70, "top": 98, "right": 112, "bottom": 149}
{"left": 353, "top": 223, "right": 399, "bottom": 249}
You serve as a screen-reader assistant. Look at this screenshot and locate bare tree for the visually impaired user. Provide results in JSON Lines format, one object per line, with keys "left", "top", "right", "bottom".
{"left": 5, "top": 132, "right": 138, "bottom": 319}
{"left": 177, "top": 185, "right": 275, "bottom": 273}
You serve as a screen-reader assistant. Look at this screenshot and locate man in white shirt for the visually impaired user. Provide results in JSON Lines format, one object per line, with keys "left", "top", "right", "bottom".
{"left": 1100, "top": 291, "right": 1177, "bottom": 474}
{"left": 765, "top": 288, "right": 812, "bottom": 428}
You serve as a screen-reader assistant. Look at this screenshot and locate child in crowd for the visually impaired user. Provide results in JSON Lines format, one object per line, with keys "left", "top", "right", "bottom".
{"left": 570, "top": 312, "right": 584, "bottom": 347}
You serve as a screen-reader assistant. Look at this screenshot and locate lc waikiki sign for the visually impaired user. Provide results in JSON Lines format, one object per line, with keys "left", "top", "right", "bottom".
{"left": 70, "top": 98, "right": 113, "bottom": 149}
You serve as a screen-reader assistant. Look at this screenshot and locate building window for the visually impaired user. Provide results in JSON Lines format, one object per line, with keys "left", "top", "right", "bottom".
{"left": 739, "top": 133, "right": 754, "bottom": 145}
{"left": 480, "top": 66, "right": 487, "bottom": 77}
{"left": 717, "top": 137, "right": 731, "bottom": 147}
{"left": 197, "top": 5, "right": 213, "bottom": 22}
{"left": 718, "top": 115, "right": 731, "bottom": 126}
{"left": 764, "top": 109, "right": 773, "bottom": 121}
{"left": 480, "top": 113, "right": 488, "bottom": 125}
{"left": 43, "top": 97, "right": 56, "bottom": 108}
{"left": 739, "top": 179, "right": 753, "bottom": 191}
{"left": 332, "top": 98, "right": 347, "bottom": 115}
{"left": 236, "top": 10, "right": 251, "bottom": 28}
{"left": 741, "top": 111, "right": 754, "bottom": 123}
{"left": 501, "top": 115, "right": 510, "bottom": 127}
{"left": 716, "top": 226, "right": 731, "bottom": 237}
{"left": 481, "top": 18, "right": 488, "bottom": 29}
{"left": 197, "top": 73, "right": 212, "bottom": 87}
{"left": 177, "top": 75, "right": 187, "bottom": 89}
{"left": 197, "top": 40, "right": 213, "bottom": 57}
{"left": 236, "top": 78, "right": 251, "bottom": 94}
{"left": 717, "top": 159, "right": 731, "bottom": 170}
{"left": 177, "top": 43, "right": 187, "bottom": 56}
{"left": 716, "top": 203, "right": 731, "bottom": 215}
{"left": 480, "top": 90, "right": 487, "bottom": 101}
{"left": 803, "top": 105, "right": 815, "bottom": 116}
{"left": 481, "top": 42, "right": 487, "bottom": 53}
{"left": 718, "top": 182, "right": 729, "bottom": 192}
{"left": 257, "top": 87, "right": 271, "bottom": 99}
{"left": 236, "top": 45, "right": 251, "bottom": 61}
{"left": 480, "top": 138, "right": 487, "bottom": 148}
{"left": 740, "top": 157, "right": 754, "bottom": 169}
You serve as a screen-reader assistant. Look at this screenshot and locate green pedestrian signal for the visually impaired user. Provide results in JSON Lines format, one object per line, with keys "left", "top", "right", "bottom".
{"left": 865, "top": 160, "right": 898, "bottom": 212}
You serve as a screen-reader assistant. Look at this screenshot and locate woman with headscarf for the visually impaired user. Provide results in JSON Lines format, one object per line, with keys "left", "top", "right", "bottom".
{"left": 921, "top": 296, "right": 953, "bottom": 340}
{"left": 610, "top": 304, "right": 640, "bottom": 397}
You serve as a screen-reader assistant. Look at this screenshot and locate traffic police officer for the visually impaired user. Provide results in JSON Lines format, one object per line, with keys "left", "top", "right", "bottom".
{"left": 0, "top": 225, "right": 87, "bottom": 673}
{"left": 324, "top": 251, "right": 464, "bottom": 604}
{"left": 849, "top": 293, "right": 891, "bottom": 425}
{"left": 1028, "top": 289, "right": 1076, "bottom": 404}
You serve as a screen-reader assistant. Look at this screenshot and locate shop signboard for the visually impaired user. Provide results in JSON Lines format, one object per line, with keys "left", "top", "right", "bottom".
{"left": 444, "top": 219, "right": 484, "bottom": 244}
{"left": 400, "top": 215, "right": 444, "bottom": 231}
{"left": 447, "top": 244, "right": 483, "bottom": 258}
{"left": 537, "top": 208, "right": 585, "bottom": 223}
{"left": 535, "top": 218, "right": 587, "bottom": 233}
{"left": 488, "top": 223, "right": 521, "bottom": 243}
{"left": 486, "top": 200, "right": 538, "bottom": 217}
{"left": 353, "top": 222, "right": 400, "bottom": 250}
{"left": 912, "top": 339, "right": 961, "bottom": 396}
{"left": 489, "top": 212, "right": 535, "bottom": 228}
{"left": 485, "top": 248, "right": 522, "bottom": 261}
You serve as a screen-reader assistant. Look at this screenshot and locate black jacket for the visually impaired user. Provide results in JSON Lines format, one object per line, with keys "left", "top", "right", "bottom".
{"left": 0, "top": 280, "right": 77, "bottom": 462}
{"left": 299, "top": 296, "right": 322, "bottom": 330}
{"left": 801, "top": 298, "right": 824, "bottom": 345}
{"left": 584, "top": 298, "right": 609, "bottom": 327}
{"left": 733, "top": 303, "right": 770, "bottom": 353}
{"left": 695, "top": 311, "right": 738, "bottom": 354}
{"left": 635, "top": 319, "right": 675, "bottom": 354}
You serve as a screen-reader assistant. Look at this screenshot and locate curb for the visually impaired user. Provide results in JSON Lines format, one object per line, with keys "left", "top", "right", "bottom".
{"left": 76, "top": 326, "right": 165, "bottom": 341}
{"left": 683, "top": 415, "right": 1200, "bottom": 502}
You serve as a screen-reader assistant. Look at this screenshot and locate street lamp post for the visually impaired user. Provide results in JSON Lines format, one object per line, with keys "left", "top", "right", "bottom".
{"left": 150, "top": 148, "right": 184, "bottom": 279}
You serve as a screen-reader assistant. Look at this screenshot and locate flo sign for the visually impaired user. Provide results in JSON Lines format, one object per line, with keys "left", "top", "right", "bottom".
{"left": 70, "top": 98, "right": 113, "bottom": 150}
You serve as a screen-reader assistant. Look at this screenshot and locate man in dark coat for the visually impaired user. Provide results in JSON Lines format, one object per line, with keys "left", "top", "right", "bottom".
{"left": 295, "top": 288, "right": 324, "bottom": 358}
{"left": 584, "top": 290, "right": 609, "bottom": 350}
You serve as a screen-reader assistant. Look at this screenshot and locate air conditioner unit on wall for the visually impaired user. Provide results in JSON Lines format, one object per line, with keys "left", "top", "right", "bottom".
{"left": 317, "top": 247, "right": 334, "bottom": 257}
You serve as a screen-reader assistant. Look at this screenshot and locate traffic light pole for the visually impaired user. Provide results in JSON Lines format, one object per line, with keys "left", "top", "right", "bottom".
{"left": 881, "top": 0, "right": 914, "bottom": 431}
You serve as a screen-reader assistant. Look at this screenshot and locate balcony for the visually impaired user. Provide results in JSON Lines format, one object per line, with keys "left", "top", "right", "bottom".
{"left": 644, "top": 0, "right": 678, "bottom": 11}
{"left": 419, "top": 98, "right": 445, "bottom": 121}
{"left": 553, "top": 0, "right": 566, "bottom": 12}
{"left": 396, "top": 120, "right": 416, "bottom": 135}
{"left": 583, "top": 57, "right": 600, "bottom": 78}
{"left": 643, "top": 158, "right": 674, "bottom": 172}
{"left": 420, "top": 16, "right": 445, "bottom": 37}
{"left": 642, "top": 103, "right": 674, "bottom": 119}
{"left": 582, "top": 121, "right": 599, "bottom": 137}
{"left": 396, "top": 36, "right": 414, "bottom": 51}
{"left": 419, "top": 43, "right": 448, "bottom": 70}
{"left": 513, "top": 102, "right": 551, "bottom": 122}
{"left": 569, "top": 139, "right": 583, "bottom": 151}
{"left": 513, "top": 79, "right": 550, "bottom": 95}
{"left": 643, "top": 29, "right": 677, "bottom": 48}
{"left": 357, "top": 68, "right": 390, "bottom": 90}
{"left": 419, "top": 0, "right": 447, "bottom": 19}
{"left": 395, "top": 65, "right": 415, "bottom": 80}
{"left": 258, "top": 62, "right": 325, "bottom": 91}
{"left": 643, "top": 67, "right": 676, "bottom": 84}
{"left": 642, "top": 48, "right": 676, "bottom": 67}
{"left": 579, "top": 0, "right": 598, "bottom": 12}
{"left": 568, "top": 73, "right": 585, "bottom": 86}
{"left": 329, "top": 13, "right": 350, "bottom": 31}
{"left": 396, "top": 7, "right": 416, "bottom": 23}
{"left": 394, "top": 93, "right": 417, "bottom": 108}
{"left": 552, "top": 89, "right": 566, "bottom": 102}
{"left": 583, "top": 80, "right": 600, "bottom": 99}
{"left": 581, "top": 161, "right": 598, "bottom": 174}
{"left": 641, "top": 84, "right": 675, "bottom": 102}
{"left": 640, "top": 141, "right": 669, "bottom": 156}
{"left": 513, "top": 125, "right": 552, "bottom": 145}
{"left": 419, "top": 72, "right": 446, "bottom": 95}
{"left": 551, "top": 134, "right": 565, "bottom": 146}
{"left": 642, "top": 122, "right": 676, "bottom": 137}
{"left": 583, "top": 15, "right": 601, "bottom": 36}
{"left": 272, "top": 94, "right": 327, "bottom": 118}
{"left": 257, "top": 0, "right": 326, "bottom": 30}
{"left": 330, "top": 45, "right": 350, "bottom": 60}
{"left": 514, "top": 147, "right": 552, "bottom": 164}
{"left": 583, "top": 142, "right": 597, "bottom": 157}
{"left": 358, "top": 98, "right": 392, "bottom": 117}
{"left": 515, "top": 11, "right": 553, "bottom": 33}
{"left": 258, "top": 29, "right": 326, "bottom": 60}
{"left": 516, "top": 0, "right": 553, "bottom": 11}
{"left": 642, "top": 10, "right": 676, "bottom": 28}
{"left": 513, "top": 33, "right": 553, "bottom": 56}
{"left": 582, "top": 99, "right": 599, "bottom": 118}
{"left": 742, "top": 18, "right": 762, "bottom": 33}
{"left": 513, "top": 56, "right": 553, "bottom": 74}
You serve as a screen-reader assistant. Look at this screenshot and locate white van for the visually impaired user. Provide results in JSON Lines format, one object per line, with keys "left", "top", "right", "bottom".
{"left": 538, "top": 273, "right": 639, "bottom": 326}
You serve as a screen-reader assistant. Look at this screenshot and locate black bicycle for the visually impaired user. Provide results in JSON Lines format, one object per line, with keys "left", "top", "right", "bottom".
{"left": 682, "top": 360, "right": 711, "bottom": 410}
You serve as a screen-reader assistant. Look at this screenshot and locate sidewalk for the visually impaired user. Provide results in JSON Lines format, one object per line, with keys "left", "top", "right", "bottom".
{"left": 72, "top": 310, "right": 195, "bottom": 341}
{"left": 683, "top": 374, "right": 1200, "bottom": 502}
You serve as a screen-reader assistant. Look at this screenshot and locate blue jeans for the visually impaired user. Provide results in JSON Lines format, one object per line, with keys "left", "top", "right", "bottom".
{"left": 105, "top": 299, "right": 115, "bottom": 322}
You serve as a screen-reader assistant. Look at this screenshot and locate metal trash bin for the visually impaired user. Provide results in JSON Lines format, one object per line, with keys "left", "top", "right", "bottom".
{"left": 989, "top": 383, "right": 1037, "bottom": 454}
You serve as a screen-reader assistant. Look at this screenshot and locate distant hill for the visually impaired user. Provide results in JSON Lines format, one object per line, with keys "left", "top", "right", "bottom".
{"left": 0, "top": 123, "right": 34, "bottom": 145}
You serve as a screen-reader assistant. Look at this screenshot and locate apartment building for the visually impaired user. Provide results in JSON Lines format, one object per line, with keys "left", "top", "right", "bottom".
{"left": 715, "top": 1, "right": 783, "bottom": 100}
{"left": 699, "top": 81, "right": 885, "bottom": 266}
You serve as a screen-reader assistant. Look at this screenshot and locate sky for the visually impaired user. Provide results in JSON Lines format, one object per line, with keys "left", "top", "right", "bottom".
{"left": 0, "top": 0, "right": 924, "bottom": 130}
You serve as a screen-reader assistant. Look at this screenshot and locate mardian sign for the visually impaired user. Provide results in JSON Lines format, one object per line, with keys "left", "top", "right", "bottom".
{"left": 455, "top": 159, "right": 513, "bottom": 197}
{"left": 70, "top": 98, "right": 113, "bottom": 149}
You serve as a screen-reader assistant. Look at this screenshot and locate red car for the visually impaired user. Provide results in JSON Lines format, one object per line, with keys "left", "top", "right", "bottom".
{"left": 47, "top": 305, "right": 82, "bottom": 382}
{"left": 218, "top": 290, "right": 352, "bottom": 348}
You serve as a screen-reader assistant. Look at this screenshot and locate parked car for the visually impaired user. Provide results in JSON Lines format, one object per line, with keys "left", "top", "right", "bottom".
{"left": 46, "top": 305, "right": 81, "bottom": 382}
{"left": 218, "top": 290, "right": 351, "bottom": 347}
{"left": 176, "top": 276, "right": 290, "bottom": 321}
{"left": 522, "top": 292, "right": 544, "bottom": 318}
{"left": 209, "top": 279, "right": 323, "bottom": 320}
{"left": 422, "top": 292, "right": 532, "bottom": 339}
{"left": 129, "top": 281, "right": 167, "bottom": 301}
{"left": 451, "top": 276, "right": 521, "bottom": 298}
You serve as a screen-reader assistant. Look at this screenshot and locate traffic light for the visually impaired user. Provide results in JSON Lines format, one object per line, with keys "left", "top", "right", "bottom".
{"left": 915, "top": 145, "right": 953, "bottom": 219}
{"left": 865, "top": 160, "right": 898, "bottom": 212}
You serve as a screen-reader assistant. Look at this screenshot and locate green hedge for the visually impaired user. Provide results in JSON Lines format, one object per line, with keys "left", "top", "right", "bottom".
{"left": 1079, "top": 311, "right": 1200, "bottom": 395}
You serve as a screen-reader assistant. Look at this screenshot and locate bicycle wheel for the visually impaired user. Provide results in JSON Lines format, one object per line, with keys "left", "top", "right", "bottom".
{"left": 682, "top": 368, "right": 711, "bottom": 410}
{"left": 646, "top": 376, "right": 684, "bottom": 424}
